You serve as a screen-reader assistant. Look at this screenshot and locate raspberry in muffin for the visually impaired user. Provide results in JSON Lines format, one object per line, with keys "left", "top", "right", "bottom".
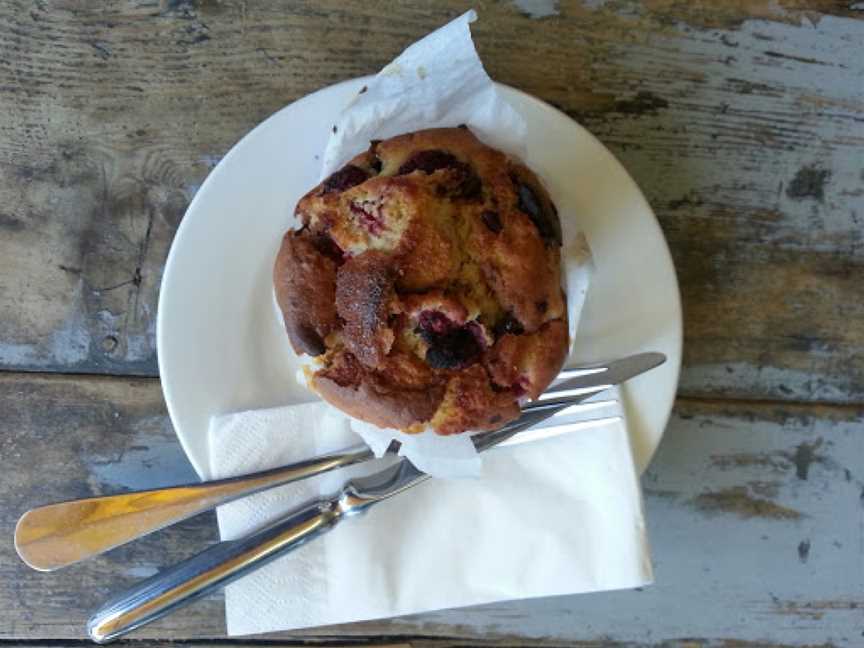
{"left": 274, "top": 126, "right": 567, "bottom": 435}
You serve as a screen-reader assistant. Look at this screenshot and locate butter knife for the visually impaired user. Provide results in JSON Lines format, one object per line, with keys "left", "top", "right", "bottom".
{"left": 17, "top": 352, "right": 658, "bottom": 572}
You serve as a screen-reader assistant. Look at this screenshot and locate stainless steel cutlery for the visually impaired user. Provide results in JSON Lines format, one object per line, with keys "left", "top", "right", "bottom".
{"left": 13, "top": 352, "right": 666, "bottom": 643}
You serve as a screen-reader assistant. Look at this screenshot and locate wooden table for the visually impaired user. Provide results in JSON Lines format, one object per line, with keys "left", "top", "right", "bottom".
{"left": 1, "top": 2, "right": 862, "bottom": 646}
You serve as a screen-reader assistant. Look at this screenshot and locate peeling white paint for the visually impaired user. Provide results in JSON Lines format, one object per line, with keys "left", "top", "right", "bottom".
{"left": 123, "top": 565, "right": 159, "bottom": 579}
{"left": 125, "top": 325, "right": 155, "bottom": 362}
{"left": 183, "top": 182, "right": 202, "bottom": 201}
{"left": 199, "top": 154, "right": 222, "bottom": 169}
{"left": 578, "top": 15, "right": 863, "bottom": 257}
{"left": 680, "top": 362, "right": 856, "bottom": 403}
{"left": 581, "top": 0, "right": 611, "bottom": 9}
{"left": 511, "top": 0, "right": 559, "bottom": 19}
{"left": 85, "top": 417, "right": 197, "bottom": 492}
{"left": 0, "top": 281, "right": 91, "bottom": 367}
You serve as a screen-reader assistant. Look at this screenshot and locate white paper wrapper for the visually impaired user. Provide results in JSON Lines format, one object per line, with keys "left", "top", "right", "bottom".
{"left": 322, "top": 10, "right": 526, "bottom": 176}
{"left": 300, "top": 8, "right": 593, "bottom": 477}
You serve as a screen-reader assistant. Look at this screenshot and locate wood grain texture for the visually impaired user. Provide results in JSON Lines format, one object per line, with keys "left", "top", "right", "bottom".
{"left": 0, "top": 1, "right": 861, "bottom": 403}
{"left": 1, "top": 372, "right": 861, "bottom": 644}
{"left": 1, "top": 2, "right": 862, "bottom": 646}
{"left": 0, "top": 644, "right": 853, "bottom": 648}
{"left": 0, "top": 644, "right": 829, "bottom": 648}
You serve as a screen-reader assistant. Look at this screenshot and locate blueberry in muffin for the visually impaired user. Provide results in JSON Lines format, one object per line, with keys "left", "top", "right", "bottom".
{"left": 274, "top": 126, "right": 567, "bottom": 435}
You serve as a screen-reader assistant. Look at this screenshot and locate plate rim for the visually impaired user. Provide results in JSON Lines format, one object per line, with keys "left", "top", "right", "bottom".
{"left": 157, "top": 76, "right": 682, "bottom": 478}
{"left": 499, "top": 81, "right": 683, "bottom": 453}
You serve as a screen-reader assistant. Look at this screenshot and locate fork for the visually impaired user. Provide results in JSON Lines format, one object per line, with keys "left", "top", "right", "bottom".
{"left": 15, "top": 358, "right": 631, "bottom": 573}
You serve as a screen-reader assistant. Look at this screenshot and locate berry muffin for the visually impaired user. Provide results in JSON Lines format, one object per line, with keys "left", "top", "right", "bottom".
{"left": 274, "top": 126, "right": 567, "bottom": 435}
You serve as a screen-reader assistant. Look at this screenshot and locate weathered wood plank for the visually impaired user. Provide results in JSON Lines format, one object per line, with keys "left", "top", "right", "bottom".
{"left": 553, "top": 11, "right": 864, "bottom": 405}
{"left": 0, "top": 2, "right": 861, "bottom": 402}
{"left": 0, "top": 372, "right": 222, "bottom": 638}
{"left": 1, "top": 373, "right": 861, "bottom": 643}
{"left": 0, "top": 643, "right": 816, "bottom": 648}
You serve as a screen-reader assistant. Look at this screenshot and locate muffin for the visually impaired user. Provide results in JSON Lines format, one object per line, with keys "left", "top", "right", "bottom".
{"left": 274, "top": 126, "right": 567, "bottom": 435}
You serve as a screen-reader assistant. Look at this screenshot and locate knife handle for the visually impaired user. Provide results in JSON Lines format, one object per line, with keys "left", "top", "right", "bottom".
{"left": 15, "top": 443, "right": 374, "bottom": 572}
{"left": 87, "top": 484, "right": 374, "bottom": 643}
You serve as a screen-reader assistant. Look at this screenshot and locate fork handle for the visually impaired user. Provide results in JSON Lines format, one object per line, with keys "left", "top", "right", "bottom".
{"left": 15, "top": 444, "right": 374, "bottom": 572}
{"left": 87, "top": 485, "right": 372, "bottom": 643}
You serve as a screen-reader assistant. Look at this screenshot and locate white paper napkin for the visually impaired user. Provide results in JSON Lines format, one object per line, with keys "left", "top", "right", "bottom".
{"left": 209, "top": 389, "right": 653, "bottom": 636}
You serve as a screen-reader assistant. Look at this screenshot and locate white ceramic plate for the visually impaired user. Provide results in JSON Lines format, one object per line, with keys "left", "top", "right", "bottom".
{"left": 157, "top": 78, "right": 682, "bottom": 479}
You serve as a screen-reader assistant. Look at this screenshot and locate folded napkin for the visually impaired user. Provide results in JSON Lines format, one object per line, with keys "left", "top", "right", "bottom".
{"left": 208, "top": 390, "right": 652, "bottom": 636}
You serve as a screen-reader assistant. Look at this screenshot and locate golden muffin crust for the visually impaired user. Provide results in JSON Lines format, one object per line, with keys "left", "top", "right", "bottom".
{"left": 275, "top": 126, "right": 568, "bottom": 435}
